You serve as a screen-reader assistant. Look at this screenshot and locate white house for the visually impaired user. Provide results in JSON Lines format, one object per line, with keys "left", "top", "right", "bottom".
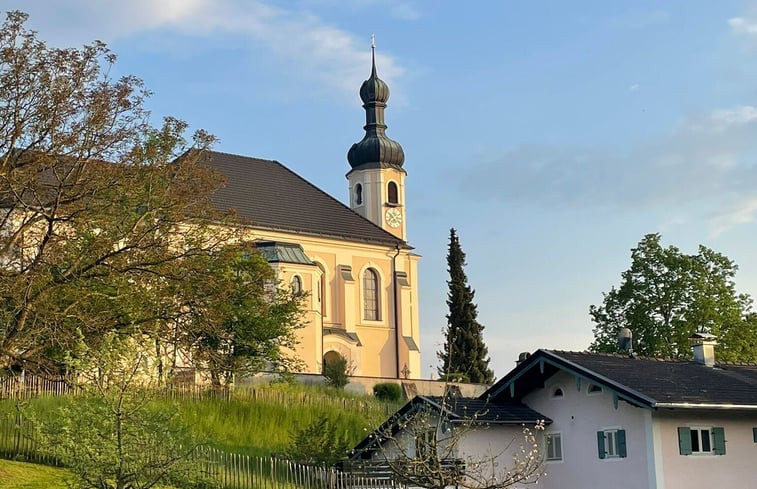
{"left": 352, "top": 336, "right": 757, "bottom": 489}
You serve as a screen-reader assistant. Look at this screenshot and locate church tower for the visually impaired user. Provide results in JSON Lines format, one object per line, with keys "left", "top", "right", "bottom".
{"left": 347, "top": 39, "right": 407, "bottom": 241}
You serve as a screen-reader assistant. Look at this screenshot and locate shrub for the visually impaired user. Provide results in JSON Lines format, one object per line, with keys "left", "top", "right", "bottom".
{"left": 373, "top": 382, "right": 402, "bottom": 402}
{"left": 323, "top": 354, "right": 349, "bottom": 389}
{"left": 286, "top": 418, "right": 351, "bottom": 465}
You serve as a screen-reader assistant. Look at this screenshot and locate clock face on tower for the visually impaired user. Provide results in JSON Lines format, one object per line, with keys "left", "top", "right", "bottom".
{"left": 385, "top": 207, "right": 402, "bottom": 228}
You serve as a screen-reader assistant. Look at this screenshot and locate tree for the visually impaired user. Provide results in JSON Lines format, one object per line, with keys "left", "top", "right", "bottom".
{"left": 323, "top": 352, "right": 350, "bottom": 389}
{"left": 437, "top": 229, "right": 494, "bottom": 384}
{"left": 0, "top": 11, "right": 304, "bottom": 380}
{"left": 286, "top": 417, "right": 353, "bottom": 465}
{"left": 364, "top": 394, "right": 544, "bottom": 489}
{"left": 179, "top": 243, "right": 305, "bottom": 387}
{"left": 39, "top": 335, "right": 211, "bottom": 489}
{"left": 590, "top": 233, "right": 757, "bottom": 361}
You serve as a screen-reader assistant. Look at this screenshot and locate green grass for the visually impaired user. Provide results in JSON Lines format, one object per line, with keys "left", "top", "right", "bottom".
{"left": 0, "top": 383, "right": 400, "bottom": 457}
{"left": 0, "top": 459, "right": 68, "bottom": 489}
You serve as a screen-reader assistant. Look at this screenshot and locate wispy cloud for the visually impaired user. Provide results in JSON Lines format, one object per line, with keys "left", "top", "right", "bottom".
{"left": 16, "top": 0, "right": 405, "bottom": 99}
{"left": 729, "top": 16, "right": 757, "bottom": 36}
{"left": 459, "top": 106, "right": 757, "bottom": 235}
{"left": 708, "top": 197, "right": 757, "bottom": 237}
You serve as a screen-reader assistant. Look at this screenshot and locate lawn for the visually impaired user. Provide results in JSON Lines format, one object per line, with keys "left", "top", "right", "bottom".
{"left": 0, "top": 459, "right": 68, "bottom": 489}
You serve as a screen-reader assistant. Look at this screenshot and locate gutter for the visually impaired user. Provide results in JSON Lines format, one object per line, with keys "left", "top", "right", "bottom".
{"left": 655, "top": 402, "right": 757, "bottom": 410}
{"left": 391, "top": 243, "right": 401, "bottom": 379}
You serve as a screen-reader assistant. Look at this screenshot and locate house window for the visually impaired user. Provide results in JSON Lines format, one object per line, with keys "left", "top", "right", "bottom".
{"left": 545, "top": 433, "right": 562, "bottom": 461}
{"left": 678, "top": 427, "right": 726, "bottom": 455}
{"left": 387, "top": 181, "right": 398, "bottom": 205}
{"left": 597, "top": 429, "right": 626, "bottom": 459}
{"left": 551, "top": 387, "right": 564, "bottom": 399}
{"left": 588, "top": 384, "right": 602, "bottom": 395}
{"left": 291, "top": 275, "right": 302, "bottom": 294}
{"left": 363, "top": 268, "right": 380, "bottom": 321}
{"left": 355, "top": 183, "right": 363, "bottom": 205}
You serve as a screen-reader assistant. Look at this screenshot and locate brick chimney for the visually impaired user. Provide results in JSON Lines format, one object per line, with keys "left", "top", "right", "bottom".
{"left": 690, "top": 333, "right": 717, "bottom": 367}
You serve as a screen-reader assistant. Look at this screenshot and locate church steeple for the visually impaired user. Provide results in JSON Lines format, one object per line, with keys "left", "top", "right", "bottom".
{"left": 347, "top": 37, "right": 408, "bottom": 241}
{"left": 347, "top": 37, "right": 405, "bottom": 173}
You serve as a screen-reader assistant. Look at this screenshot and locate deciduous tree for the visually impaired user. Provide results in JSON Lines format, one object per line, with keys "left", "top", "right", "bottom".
{"left": 0, "top": 11, "right": 304, "bottom": 382}
{"left": 590, "top": 233, "right": 757, "bottom": 361}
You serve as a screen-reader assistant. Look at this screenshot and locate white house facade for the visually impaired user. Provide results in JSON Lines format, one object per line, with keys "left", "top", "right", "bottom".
{"left": 353, "top": 336, "right": 757, "bottom": 488}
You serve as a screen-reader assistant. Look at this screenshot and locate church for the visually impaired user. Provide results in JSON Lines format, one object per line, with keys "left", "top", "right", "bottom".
{"left": 199, "top": 48, "right": 421, "bottom": 379}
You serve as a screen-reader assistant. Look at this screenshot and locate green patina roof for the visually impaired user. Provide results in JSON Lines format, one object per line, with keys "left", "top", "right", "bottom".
{"left": 254, "top": 241, "right": 313, "bottom": 265}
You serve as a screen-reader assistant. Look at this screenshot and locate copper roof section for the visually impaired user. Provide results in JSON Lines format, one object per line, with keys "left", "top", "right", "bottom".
{"left": 347, "top": 42, "right": 405, "bottom": 173}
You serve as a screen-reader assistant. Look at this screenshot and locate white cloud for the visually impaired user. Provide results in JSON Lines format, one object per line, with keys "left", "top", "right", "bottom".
{"left": 729, "top": 16, "right": 757, "bottom": 36}
{"left": 628, "top": 83, "right": 640, "bottom": 92}
{"left": 708, "top": 197, "right": 757, "bottom": 237}
{"left": 459, "top": 106, "right": 757, "bottom": 236}
{"left": 15, "top": 0, "right": 405, "bottom": 99}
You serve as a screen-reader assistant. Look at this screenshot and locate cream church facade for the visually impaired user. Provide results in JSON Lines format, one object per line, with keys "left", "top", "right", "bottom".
{"left": 201, "top": 50, "right": 421, "bottom": 379}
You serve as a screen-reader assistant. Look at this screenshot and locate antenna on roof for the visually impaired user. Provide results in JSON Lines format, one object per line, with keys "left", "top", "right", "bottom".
{"left": 617, "top": 328, "right": 634, "bottom": 357}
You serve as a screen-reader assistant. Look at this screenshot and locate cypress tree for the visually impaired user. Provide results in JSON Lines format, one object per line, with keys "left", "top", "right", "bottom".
{"left": 437, "top": 228, "right": 494, "bottom": 384}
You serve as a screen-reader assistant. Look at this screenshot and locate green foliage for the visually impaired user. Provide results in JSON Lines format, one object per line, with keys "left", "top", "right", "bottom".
{"left": 30, "top": 338, "right": 211, "bottom": 489}
{"left": 437, "top": 229, "right": 494, "bottom": 384}
{"left": 180, "top": 243, "right": 306, "bottom": 387}
{"left": 286, "top": 418, "right": 352, "bottom": 465}
{"left": 373, "top": 382, "right": 403, "bottom": 402}
{"left": 0, "top": 12, "right": 306, "bottom": 386}
{"left": 590, "top": 233, "right": 757, "bottom": 361}
{"left": 0, "top": 383, "right": 396, "bottom": 459}
{"left": 322, "top": 354, "right": 349, "bottom": 389}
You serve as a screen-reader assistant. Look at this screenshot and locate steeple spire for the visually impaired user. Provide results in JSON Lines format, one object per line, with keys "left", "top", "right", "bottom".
{"left": 347, "top": 37, "right": 405, "bottom": 172}
{"left": 371, "top": 33, "right": 377, "bottom": 77}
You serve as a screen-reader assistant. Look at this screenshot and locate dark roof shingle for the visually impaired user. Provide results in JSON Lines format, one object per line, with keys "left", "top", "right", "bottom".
{"left": 201, "top": 151, "right": 408, "bottom": 248}
{"left": 485, "top": 349, "right": 757, "bottom": 408}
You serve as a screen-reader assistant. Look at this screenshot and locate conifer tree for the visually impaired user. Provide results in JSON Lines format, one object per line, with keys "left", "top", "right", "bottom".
{"left": 437, "top": 229, "right": 494, "bottom": 384}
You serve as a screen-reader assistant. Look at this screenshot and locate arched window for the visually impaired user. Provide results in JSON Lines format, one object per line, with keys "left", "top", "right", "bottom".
{"left": 355, "top": 184, "right": 363, "bottom": 205}
{"left": 387, "top": 181, "right": 398, "bottom": 205}
{"left": 363, "top": 268, "right": 380, "bottom": 321}
{"left": 291, "top": 275, "right": 302, "bottom": 294}
{"left": 551, "top": 387, "right": 564, "bottom": 399}
{"left": 588, "top": 384, "right": 602, "bottom": 395}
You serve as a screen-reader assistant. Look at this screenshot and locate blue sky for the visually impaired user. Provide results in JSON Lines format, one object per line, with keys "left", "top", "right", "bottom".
{"left": 11, "top": 1, "right": 757, "bottom": 378}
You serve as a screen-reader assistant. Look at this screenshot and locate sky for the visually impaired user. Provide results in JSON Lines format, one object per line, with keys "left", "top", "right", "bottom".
{"left": 8, "top": 0, "right": 757, "bottom": 379}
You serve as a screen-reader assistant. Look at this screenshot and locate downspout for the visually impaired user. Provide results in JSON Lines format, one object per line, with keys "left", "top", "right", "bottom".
{"left": 392, "top": 244, "right": 401, "bottom": 379}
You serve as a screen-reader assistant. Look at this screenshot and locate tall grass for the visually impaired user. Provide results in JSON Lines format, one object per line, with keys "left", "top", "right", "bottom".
{"left": 0, "top": 383, "right": 400, "bottom": 458}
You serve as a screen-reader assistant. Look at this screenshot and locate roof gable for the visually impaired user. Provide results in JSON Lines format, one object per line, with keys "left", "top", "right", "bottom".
{"left": 483, "top": 349, "right": 757, "bottom": 409}
{"left": 350, "top": 395, "right": 549, "bottom": 460}
{"left": 200, "top": 151, "right": 409, "bottom": 248}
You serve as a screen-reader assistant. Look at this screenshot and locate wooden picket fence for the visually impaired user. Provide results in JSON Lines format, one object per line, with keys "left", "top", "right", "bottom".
{"left": 0, "top": 373, "right": 398, "bottom": 417}
{"left": 0, "top": 410, "right": 402, "bottom": 489}
{"left": 0, "top": 374, "right": 74, "bottom": 399}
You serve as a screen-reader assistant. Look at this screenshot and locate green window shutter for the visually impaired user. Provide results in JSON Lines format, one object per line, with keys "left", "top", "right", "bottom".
{"left": 753, "top": 427, "right": 757, "bottom": 443}
{"left": 712, "top": 427, "right": 726, "bottom": 455}
{"left": 617, "top": 429, "right": 627, "bottom": 458}
{"left": 597, "top": 431, "right": 606, "bottom": 459}
{"left": 678, "top": 427, "right": 692, "bottom": 455}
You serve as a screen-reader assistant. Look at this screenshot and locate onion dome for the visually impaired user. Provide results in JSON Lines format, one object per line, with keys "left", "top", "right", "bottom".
{"left": 347, "top": 41, "right": 405, "bottom": 172}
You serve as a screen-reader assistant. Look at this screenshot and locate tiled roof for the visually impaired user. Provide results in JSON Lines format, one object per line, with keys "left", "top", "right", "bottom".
{"left": 350, "top": 395, "right": 549, "bottom": 460}
{"left": 200, "top": 151, "right": 408, "bottom": 248}
{"left": 484, "top": 349, "right": 757, "bottom": 408}
{"left": 426, "top": 396, "right": 549, "bottom": 424}
{"left": 551, "top": 350, "right": 757, "bottom": 406}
